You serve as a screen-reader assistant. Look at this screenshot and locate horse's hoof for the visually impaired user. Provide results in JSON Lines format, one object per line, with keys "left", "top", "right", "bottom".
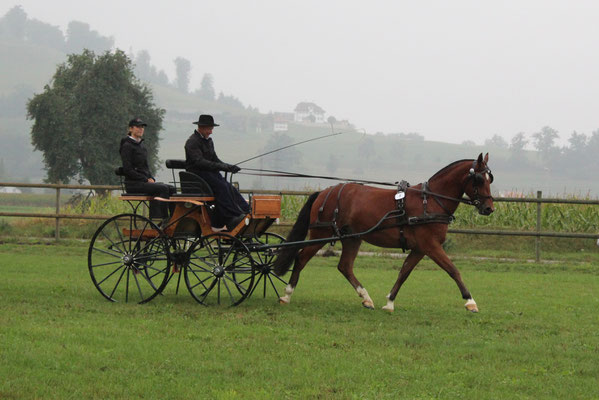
{"left": 465, "top": 300, "right": 478, "bottom": 313}
{"left": 382, "top": 305, "right": 394, "bottom": 313}
{"left": 279, "top": 298, "right": 289, "bottom": 305}
{"left": 362, "top": 301, "right": 375, "bottom": 310}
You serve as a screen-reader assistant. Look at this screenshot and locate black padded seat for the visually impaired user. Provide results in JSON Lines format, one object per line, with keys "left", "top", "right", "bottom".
{"left": 175, "top": 171, "right": 214, "bottom": 197}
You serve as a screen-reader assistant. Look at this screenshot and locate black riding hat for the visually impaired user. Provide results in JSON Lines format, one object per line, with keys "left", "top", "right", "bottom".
{"left": 128, "top": 117, "right": 147, "bottom": 127}
{"left": 192, "top": 114, "right": 220, "bottom": 127}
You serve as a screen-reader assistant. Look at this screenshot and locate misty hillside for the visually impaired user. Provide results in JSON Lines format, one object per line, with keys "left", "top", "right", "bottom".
{"left": 1, "top": 6, "right": 598, "bottom": 196}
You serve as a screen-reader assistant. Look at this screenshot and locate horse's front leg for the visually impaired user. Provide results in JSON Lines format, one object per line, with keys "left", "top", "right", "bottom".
{"left": 337, "top": 239, "right": 374, "bottom": 309}
{"left": 382, "top": 250, "right": 424, "bottom": 312}
{"left": 425, "top": 244, "right": 478, "bottom": 312}
{"left": 279, "top": 242, "right": 323, "bottom": 305}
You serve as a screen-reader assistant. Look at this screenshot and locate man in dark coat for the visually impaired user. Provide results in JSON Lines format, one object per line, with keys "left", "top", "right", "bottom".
{"left": 184, "top": 114, "right": 249, "bottom": 229}
{"left": 120, "top": 117, "right": 174, "bottom": 219}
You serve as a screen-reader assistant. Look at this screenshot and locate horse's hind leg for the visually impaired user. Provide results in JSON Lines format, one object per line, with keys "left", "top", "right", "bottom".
{"left": 336, "top": 239, "right": 374, "bottom": 309}
{"left": 382, "top": 250, "right": 424, "bottom": 312}
{"left": 426, "top": 245, "right": 478, "bottom": 312}
{"left": 279, "top": 241, "right": 325, "bottom": 305}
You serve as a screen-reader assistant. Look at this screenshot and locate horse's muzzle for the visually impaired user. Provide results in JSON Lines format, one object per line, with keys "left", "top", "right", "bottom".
{"left": 478, "top": 205, "right": 494, "bottom": 216}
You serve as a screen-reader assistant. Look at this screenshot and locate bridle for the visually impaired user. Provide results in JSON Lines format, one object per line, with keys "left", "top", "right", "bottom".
{"left": 407, "top": 160, "right": 494, "bottom": 214}
{"left": 465, "top": 160, "right": 494, "bottom": 212}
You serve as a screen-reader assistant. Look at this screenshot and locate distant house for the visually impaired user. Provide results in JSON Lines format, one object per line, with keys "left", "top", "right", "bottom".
{"left": 294, "top": 102, "right": 326, "bottom": 123}
{"left": 273, "top": 112, "right": 294, "bottom": 132}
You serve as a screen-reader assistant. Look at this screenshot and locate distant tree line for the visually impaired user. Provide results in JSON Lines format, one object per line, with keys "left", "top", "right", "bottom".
{"left": 472, "top": 127, "right": 599, "bottom": 178}
{"left": 1, "top": 6, "right": 249, "bottom": 112}
{"left": 0, "top": 5, "right": 113, "bottom": 54}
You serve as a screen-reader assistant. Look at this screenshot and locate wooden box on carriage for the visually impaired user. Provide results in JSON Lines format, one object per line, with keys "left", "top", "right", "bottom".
{"left": 250, "top": 195, "right": 281, "bottom": 219}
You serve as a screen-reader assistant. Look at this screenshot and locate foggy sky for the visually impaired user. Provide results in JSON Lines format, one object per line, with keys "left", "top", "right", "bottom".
{"left": 5, "top": 0, "right": 599, "bottom": 145}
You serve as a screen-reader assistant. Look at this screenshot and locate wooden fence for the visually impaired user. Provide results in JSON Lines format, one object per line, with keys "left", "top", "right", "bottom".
{"left": 1, "top": 182, "right": 598, "bottom": 262}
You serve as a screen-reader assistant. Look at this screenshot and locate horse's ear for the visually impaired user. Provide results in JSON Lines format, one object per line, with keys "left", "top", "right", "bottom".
{"left": 484, "top": 153, "right": 489, "bottom": 164}
{"left": 477, "top": 153, "right": 483, "bottom": 165}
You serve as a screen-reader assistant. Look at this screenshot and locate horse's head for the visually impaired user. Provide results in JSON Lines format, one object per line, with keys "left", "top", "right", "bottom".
{"left": 464, "top": 153, "right": 494, "bottom": 215}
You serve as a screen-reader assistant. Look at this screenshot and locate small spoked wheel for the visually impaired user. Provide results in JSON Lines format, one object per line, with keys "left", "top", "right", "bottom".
{"left": 88, "top": 213, "right": 170, "bottom": 304}
{"left": 246, "top": 232, "right": 289, "bottom": 300}
{"left": 184, "top": 233, "right": 255, "bottom": 306}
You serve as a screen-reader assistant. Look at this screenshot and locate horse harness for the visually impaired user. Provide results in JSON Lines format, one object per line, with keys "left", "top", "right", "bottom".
{"left": 307, "top": 161, "right": 493, "bottom": 251}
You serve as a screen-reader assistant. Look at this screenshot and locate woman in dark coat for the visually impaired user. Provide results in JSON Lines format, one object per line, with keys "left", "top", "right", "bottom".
{"left": 120, "top": 117, "right": 175, "bottom": 220}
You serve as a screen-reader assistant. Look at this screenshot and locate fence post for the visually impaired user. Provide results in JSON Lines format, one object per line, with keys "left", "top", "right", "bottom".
{"left": 535, "top": 190, "right": 542, "bottom": 262}
{"left": 55, "top": 182, "right": 61, "bottom": 241}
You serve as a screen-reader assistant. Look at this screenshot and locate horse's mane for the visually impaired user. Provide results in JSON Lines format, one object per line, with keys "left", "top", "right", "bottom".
{"left": 429, "top": 159, "right": 473, "bottom": 180}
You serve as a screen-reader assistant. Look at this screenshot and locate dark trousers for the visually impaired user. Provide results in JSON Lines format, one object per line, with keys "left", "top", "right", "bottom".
{"left": 191, "top": 170, "right": 250, "bottom": 227}
{"left": 125, "top": 181, "right": 176, "bottom": 219}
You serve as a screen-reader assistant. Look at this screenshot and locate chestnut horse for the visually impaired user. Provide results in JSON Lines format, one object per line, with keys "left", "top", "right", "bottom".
{"left": 273, "top": 153, "right": 494, "bottom": 312}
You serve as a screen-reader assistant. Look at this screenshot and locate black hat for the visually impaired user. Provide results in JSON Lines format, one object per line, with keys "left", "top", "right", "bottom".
{"left": 192, "top": 114, "right": 219, "bottom": 127}
{"left": 128, "top": 117, "right": 147, "bottom": 127}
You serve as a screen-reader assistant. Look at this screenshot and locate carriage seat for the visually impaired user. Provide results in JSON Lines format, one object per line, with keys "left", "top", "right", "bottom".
{"left": 114, "top": 167, "right": 153, "bottom": 198}
{"left": 165, "top": 159, "right": 214, "bottom": 197}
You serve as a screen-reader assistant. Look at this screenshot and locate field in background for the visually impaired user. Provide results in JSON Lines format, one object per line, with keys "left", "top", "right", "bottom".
{"left": 0, "top": 242, "right": 597, "bottom": 399}
{"left": 1, "top": 191, "right": 598, "bottom": 262}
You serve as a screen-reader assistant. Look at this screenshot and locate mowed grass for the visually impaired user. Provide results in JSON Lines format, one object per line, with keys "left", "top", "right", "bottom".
{"left": 1, "top": 242, "right": 598, "bottom": 399}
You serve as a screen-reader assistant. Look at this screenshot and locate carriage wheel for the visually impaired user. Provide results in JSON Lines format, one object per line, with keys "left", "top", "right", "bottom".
{"left": 184, "top": 233, "right": 255, "bottom": 306}
{"left": 88, "top": 213, "right": 170, "bottom": 304}
{"left": 245, "top": 232, "right": 289, "bottom": 300}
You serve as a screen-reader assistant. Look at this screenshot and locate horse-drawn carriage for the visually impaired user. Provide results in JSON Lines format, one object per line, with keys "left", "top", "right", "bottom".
{"left": 88, "top": 160, "right": 288, "bottom": 306}
{"left": 89, "top": 153, "right": 495, "bottom": 312}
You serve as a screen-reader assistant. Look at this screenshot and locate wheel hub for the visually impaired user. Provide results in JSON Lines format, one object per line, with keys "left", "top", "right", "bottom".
{"left": 258, "top": 263, "right": 271, "bottom": 274}
{"left": 122, "top": 254, "right": 134, "bottom": 266}
{"left": 213, "top": 266, "right": 225, "bottom": 277}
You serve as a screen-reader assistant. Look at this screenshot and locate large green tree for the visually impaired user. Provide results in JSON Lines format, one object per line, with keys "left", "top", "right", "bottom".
{"left": 27, "top": 49, "right": 165, "bottom": 184}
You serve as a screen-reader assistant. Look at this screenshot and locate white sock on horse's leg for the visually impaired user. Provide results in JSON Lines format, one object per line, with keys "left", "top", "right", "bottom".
{"left": 465, "top": 298, "right": 478, "bottom": 312}
{"left": 356, "top": 286, "right": 374, "bottom": 309}
{"left": 382, "top": 293, "right": 394, "bottom": 312}
{"left": 279, "top": 285, "right": 294, "bottom": 304}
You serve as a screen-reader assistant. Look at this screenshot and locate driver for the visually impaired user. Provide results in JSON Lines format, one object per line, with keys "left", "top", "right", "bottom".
{"left": 184, "top": 114, "right": 250, "bottom": 229}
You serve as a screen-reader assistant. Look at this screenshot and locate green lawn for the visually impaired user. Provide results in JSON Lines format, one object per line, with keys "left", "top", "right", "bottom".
{"left": 1, "top": 241, "right": 598, "bottom": 399}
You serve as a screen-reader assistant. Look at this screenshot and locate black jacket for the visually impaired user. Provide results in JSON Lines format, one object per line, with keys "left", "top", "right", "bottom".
{"left": 184, "top": 131, "right": 230, "bottom": 172}
{"left": 119, "top": 136, "right": 154, "bottom": 182}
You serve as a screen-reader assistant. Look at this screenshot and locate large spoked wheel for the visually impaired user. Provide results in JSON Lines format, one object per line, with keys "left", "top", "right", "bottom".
{"left": 88, "top": 213, "right": 170, "bottom": 304}
{"left": 246, "top": 232, "right": 289, "bottom": 300}
{"left": 185, "top": 233, "right": 256, "bottom": 306}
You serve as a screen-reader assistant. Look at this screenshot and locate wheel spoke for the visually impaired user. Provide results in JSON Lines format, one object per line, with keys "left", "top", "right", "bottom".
{"left": 108, "top": 266, "right": 128, "bottom": 299}
{"left": 97, "top": 264, "right": 125, "bottom": 286}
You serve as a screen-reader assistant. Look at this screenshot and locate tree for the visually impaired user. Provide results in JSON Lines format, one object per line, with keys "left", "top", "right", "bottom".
{"left": 1, "top": 6, "right": 27, "bottom": 40}
{"left": 509, "top": 132, "right": 529, "bottom": 167}
{"left": 27, "top": 49, "right": 165, "bottom": 184}
{"left": 25, "top": 18, "right": 65, "bottom": 50}
{"left": 532, "top": 126, "right": 559, "bottom": 153}
{"left": 484, "top": 134, "right": 508, "bottom": 148}
{"left": 66, "top": 21, "right": 113, "bottom": 53}
{"left": 198, "top": 73, "right": 215, "bottom": 101}
{"left": 174, "top": 57, "right": 191, "bottom": 92}
{"left": 262, "top": 133, "right": 301, "bottom": 171}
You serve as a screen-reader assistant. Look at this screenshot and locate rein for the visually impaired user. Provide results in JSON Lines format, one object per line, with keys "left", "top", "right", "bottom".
{"left": 241, "top": 167, "right": 484, "bottom": 208}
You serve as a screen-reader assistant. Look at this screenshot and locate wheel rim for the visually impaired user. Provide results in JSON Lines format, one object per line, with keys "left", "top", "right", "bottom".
{"left": 185, "top": 233, "right": 255, "bottom": 306}
{"left": 246, "top": 232, "right": 289, "bottom": 300}
{"left": 88, "top": 214, "right": 170, "bottom": 304}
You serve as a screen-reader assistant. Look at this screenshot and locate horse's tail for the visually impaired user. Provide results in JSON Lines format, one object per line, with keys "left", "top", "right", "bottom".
{"left": 273, "top": 191, "right": 321, "bottom": 276}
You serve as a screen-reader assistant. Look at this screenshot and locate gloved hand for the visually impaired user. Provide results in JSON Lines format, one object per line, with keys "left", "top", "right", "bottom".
{"left": 226, "top": 164, "right": 241, "bottom": 173}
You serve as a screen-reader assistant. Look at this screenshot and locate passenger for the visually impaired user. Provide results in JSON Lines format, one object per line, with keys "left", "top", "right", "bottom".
{"left": 120, "top": 117, "right": 175, "bottom": 221}
{"left": 184, "top": 114, "right": 250, "bottom": 229}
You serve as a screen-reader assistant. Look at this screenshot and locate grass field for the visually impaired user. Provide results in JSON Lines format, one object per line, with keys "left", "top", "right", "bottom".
{"left": 1, "top": 241, "right": 598, "bottom": 399}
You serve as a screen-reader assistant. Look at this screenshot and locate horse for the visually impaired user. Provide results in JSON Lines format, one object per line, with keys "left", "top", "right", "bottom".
{"left": 272, "top": 153, "right": 494, "bottom": 312}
